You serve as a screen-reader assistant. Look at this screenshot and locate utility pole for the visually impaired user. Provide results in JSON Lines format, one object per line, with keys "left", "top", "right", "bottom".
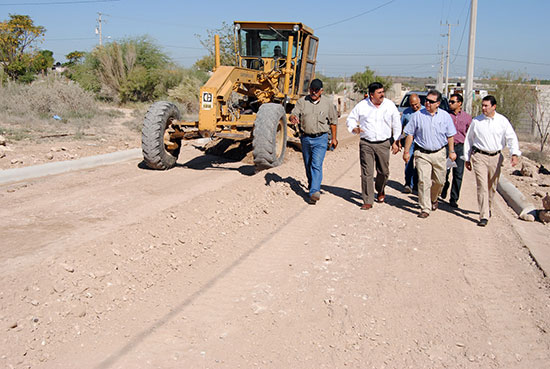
{"left": 464, "top": 0, "right": 478, "bottom": 114}
{"left": 436, "top": 47, "right": 444, "bottom": 92}
{"left": 442, "top": 21, "right": 458, "bottom": 97}
{"left": 96, "top": 12, "right": 103, "bottom": 46}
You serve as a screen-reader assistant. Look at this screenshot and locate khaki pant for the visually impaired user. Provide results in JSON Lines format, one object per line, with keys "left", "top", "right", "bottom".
{"left": 414, "top": 149, "right": 446, "bottom": 213}
{"left": 471, "top": 152, "right": 504, "bottom": 220}
{"left": 359, "top": 139, "right": 390, "bottom": 205}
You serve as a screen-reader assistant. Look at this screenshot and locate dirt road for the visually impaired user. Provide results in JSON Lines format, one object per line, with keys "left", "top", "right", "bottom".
{"left": 2, "top": 123, "right": 550, "bottom": 368}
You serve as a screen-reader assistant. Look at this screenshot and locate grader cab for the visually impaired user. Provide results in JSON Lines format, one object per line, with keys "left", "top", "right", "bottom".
{"left": 141, "top": 21, "right": 319, "bottom": 170}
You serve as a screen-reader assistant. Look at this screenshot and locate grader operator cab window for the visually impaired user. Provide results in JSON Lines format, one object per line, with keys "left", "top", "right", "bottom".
{"left": 238, "top": 28, "right": 298, "bottom": 70}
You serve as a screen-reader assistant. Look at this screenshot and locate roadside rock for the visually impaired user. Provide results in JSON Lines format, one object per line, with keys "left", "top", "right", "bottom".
{"left": 0, "top": 134, "right": 6, "bottom": 145}
{"left": 520, "top": 162, "right": 537, "bottom": 178}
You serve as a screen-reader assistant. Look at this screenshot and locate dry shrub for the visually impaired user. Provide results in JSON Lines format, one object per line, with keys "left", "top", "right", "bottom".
{"left": 0, "top": 75, "right": 101, "bottom": 119}
{"left": 167, "top": 70, "right": 208, "bottom": 114}
{"left": 0, "top": 75, "right": 114, "bottom": 140}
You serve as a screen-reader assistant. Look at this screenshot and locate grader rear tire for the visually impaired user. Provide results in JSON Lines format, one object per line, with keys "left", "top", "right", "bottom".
{"left": 253, "top": 103, "right": 288, "bottom": 170}
{"left": 141, "top": 101, "right": 182, "bottom": 170}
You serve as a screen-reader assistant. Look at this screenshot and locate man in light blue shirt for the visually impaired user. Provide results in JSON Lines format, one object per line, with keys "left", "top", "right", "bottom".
{"left": 403, "top": 90, "right": 457, "bottom": 218}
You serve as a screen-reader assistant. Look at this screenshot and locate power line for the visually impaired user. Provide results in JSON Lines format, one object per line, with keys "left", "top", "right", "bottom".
{"left": 450, "top": 1, "right": 470, "bottom": 65}
{"left": 316, "top": 0, "right": 397, "bottom": 30}
{"left": 46, "top": 37, "right": 96, "bottom": 41}
{"left": 0, "top": 0, "right": 119, "bottom": 5}
{"left": 319, "top": 52, "right": 439, "bottom": 57}
{"left": 458, "top": 54, "right": 550, "bottom": 66}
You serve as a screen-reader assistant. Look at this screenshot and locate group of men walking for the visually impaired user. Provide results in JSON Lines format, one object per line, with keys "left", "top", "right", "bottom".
{"left": 289, "top": 79, "right": 521, "bottom": 227}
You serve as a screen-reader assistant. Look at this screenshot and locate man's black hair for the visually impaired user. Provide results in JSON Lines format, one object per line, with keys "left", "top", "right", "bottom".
{"left": 482, "top": 95, "right": 497, "bottom": 106}
{"left": 450, "top": 93, "right": 463, "bottom": 103}
{"left": 427, "top": 89, "right": 442, "bottom": 102}
{"left": 368, "top": 82, "right": 384, "bottom": 95}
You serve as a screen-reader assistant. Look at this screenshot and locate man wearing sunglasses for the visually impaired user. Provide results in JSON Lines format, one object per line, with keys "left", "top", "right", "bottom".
{"left": 440, "top": 93, "right": 472, "bottom": 208}
{"left": 290, "top": 78, "right": 338, "bottom": 205}
{"left": 464, "top": 95, "right": 521, "bottom": 227}
{"left": 346, "top": 82, "right": 401, "bottom": 210}
{"left": 403, "top": 90, "right": 457, "bottom": 218}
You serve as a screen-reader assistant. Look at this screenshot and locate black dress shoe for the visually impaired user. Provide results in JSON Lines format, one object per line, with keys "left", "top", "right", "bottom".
{"left": 449, "top": 200, "right": 458, "bottom": 208}
{"left": 478, "top": 219, "right": 488, "bottom": 227}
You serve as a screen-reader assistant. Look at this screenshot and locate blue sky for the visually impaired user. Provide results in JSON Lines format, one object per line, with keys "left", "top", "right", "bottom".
{"left": 1, "top": 0, "right": 549, "bottom": 79}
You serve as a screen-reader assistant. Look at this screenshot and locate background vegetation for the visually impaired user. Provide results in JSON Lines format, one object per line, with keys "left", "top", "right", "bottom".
{"left": 0, "top": 14, "right": 548, "bottom": 161}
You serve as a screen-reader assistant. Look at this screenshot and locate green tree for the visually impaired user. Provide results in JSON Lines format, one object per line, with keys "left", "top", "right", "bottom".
{"left": 66, "top": 36, "right": 180, "bottom": 102}
{"left": 0, "top": 14, "right": 46, "bottom": 79}
{"left": 315, "top": 73, "right": 344, "bottom": 94}
{"left": 492, "top": 72, "right": 534, "bottom": 130}
{"left": 194, "top": 22, "right": 236, "bottom": 72}
{"left": 65, "top": 50, "right": 85, "bottom": 66}
{"left": 32, "top": 49, "right": 54, "bottom": 74}
{"left": 350, "top": 66, "right": 392, "bottom": 95}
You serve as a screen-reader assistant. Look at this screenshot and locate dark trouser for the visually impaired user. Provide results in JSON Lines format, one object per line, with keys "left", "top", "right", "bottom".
{"left": 404, "top": 141, "right": 418, "bottom": 189}
{"left": 359, "top": 139, "right": 390, "bottom": 205}
{"left": 442, "top": 143, "right": 465, "bottom": 204}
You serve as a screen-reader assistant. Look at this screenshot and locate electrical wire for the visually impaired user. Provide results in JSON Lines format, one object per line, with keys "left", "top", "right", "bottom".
{"left": 316, "top": 0, "right": 397, "bottom": 30}
{"left": 450, "top": 1, "right": 470, "bottom": 64}
{"left": 0, "top": 0, "right": 119, "bottom": 5}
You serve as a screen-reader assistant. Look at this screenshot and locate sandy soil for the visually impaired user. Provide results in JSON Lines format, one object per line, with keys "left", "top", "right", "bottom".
{"left": 1, "top": 115, "right": 550, "bottom": 368}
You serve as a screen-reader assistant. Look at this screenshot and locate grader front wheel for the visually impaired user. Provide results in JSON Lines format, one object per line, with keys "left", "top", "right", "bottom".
{"left": 252, "top": 103, "right": 288, "bottom": 170}
{"left": 141, "top": 101, "right": 182, "bottom": 170}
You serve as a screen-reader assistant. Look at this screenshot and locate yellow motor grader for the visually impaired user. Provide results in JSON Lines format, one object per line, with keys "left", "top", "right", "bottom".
{"left": 141, "top": 21, "right": 319, "bottom": 170}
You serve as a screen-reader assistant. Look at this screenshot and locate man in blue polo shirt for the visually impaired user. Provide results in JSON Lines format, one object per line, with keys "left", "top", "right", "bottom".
{"left": 402, "top": 90, "right": 457, "bottom": 218}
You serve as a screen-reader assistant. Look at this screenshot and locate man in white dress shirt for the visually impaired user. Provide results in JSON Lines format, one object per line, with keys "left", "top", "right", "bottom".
{"left": 346, "top": 82, "right": 401, "bottom": 210}
{"left": 464, "top": 95, "right": 521, "bottom": 227}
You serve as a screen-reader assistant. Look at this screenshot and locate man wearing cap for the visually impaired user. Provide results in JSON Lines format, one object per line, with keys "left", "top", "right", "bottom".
{"left": 346, "top": 82, "right": 401, "bottom": 210}
{"left": 290, "top": 78, "right": 338, "bottom": 204}
{"left": 464, "top": 95, "right": 521, "bottom": 227}
{"left": 403, "top": 89, "right": 457, "bottom": 218}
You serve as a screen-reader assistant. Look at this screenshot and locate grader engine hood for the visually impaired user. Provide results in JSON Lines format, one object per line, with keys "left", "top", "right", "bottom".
{"left": 198, "top": 66, "right": 276, "bottom": 134}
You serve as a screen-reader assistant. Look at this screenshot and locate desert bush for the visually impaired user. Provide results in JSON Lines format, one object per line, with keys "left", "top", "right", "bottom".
{"left": 167, "top": 68, "right": 209, "bottom": 113}
{"left": 0, "top": 75, "right": 99, "bottom": 119}
{"left": 65, "top": 36, "right": 182, "bottom": 103}
{"left": 0, "top": 75, "right": 115, "bottom": 140}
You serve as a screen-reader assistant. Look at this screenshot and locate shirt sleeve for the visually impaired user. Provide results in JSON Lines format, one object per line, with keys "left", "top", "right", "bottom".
{"left": 291, "top": 98, "right": 304, "bottom": 118}
{"left": 446, "top": 114, "right": 457, "bottom": 137}
{"left": 403, "top": 113, "right": 416, "bottom": 136}
{"left": 463, "top": 120, "right": 475, "bottom": 161}
{"left": 328, "top": 102, "right": 338, "bottom": 125}
{"left": 503, "top": 117, "right": 521, "bottom": 157}
{"left": 346, "top": 104, "right": 360, "bottom": 133}
{"left": 390, "top": 106, "right": 402, "bottom": 141}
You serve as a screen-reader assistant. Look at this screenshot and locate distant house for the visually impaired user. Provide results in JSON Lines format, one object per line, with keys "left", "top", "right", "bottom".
{"left": 52, "top": 62, "right": 67, "bottom": 74}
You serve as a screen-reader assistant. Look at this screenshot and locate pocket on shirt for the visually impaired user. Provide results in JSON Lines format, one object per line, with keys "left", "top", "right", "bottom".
{"left": 318, "top": 110, "right": 327, "bottom": 123}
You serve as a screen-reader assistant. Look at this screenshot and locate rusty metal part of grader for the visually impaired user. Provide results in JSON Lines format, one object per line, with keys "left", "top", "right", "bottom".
{"left": 141, "top": 21, "right": 318, "bottom": 170}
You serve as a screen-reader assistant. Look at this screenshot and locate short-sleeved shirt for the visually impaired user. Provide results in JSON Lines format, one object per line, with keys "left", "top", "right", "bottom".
{"left": 450, "top": 110, "right": 472, "bottom": 144}
{"left": 401, "top": 105, "right": 424, "bottom": 128}
{"left": 291, "top": 95, "right": 338, "bottom": 135}
{"left": 403, "top": 108, "right": 457, "bottom": 151}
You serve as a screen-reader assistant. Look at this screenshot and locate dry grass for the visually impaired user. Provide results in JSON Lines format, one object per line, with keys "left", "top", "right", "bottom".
{"left": 0, "top": 75, "right": 117, "bottom": 141}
